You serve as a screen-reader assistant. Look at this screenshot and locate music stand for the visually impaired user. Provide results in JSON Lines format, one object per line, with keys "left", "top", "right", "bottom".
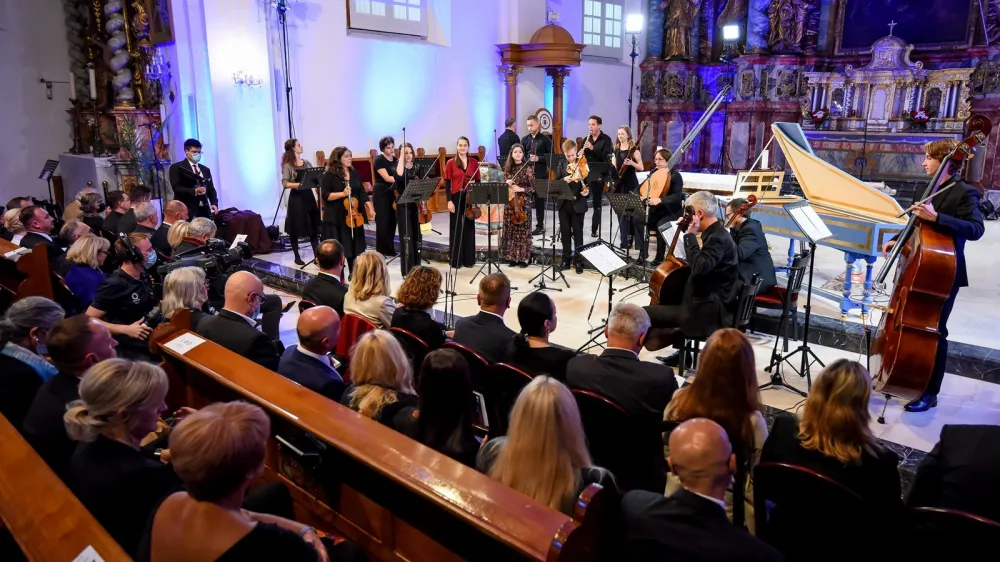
{"left": 586, "top": 161, "right": 616, "bottom": 242}
{"left": 760, "top": 200, "right": 832, "bottom": 396}
{"left": 292, "top": 167, "right": 328, "bottom": 269}
{"left": 397, "top": 178, "right": 439, "bottom": 277}
{"left": 468, "top": 182, "right": 509, "bottom": 283}
{"left": 576, "top": 240, "right": 630, "bottom": 352}
{"left": 530, "top": 179, "right": 573, "bottom": 291}
{"left": 607, "top": 192, "right": 647, "bottom": 283}
{"left": 38, "top": 160, "right": 60, "bottom": 203}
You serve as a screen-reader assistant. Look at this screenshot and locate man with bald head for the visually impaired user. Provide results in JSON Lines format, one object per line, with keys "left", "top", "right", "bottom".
{"left": 152, "top": 200, "right": 188, "bottom": 256}
{"left": 621, "top": 419, "right": 783, "bottom": 562}
{"left": 277, "top": 306, "right": 345, "bottom": 401}
{"left": 196, "top": 271, "right": 281, "bottom": 370}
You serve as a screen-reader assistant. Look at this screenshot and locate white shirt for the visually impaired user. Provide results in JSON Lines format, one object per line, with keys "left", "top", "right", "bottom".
{"left": 26, "top": 231, "right": 52, "bottom": 242}
{"left": 690, "top": 490, "right": 728, "bottom": 510}
{"left": 319, "top": 271, "right": 342, "bottom": 284}
{"left": 294, "top": 345, "right": 337, "bottom": 370}
{"left": 605, "top": 346, "right": 639, "bottom": 359}
{"left": 11, "top": 233, "right": 23, "bottom": 244}
{"left": 480, "top": 309, "right": 505, "bottom": 322}
{"left": 189, "top": 159, "right": 202, "bottom": 176}
{"left": 223, "top": 308, "right": 256, "bottom": 327}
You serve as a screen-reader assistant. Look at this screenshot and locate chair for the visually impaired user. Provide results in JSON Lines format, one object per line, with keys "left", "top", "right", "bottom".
{"left": 754, "top": 251, "right": 808, "bottom": 352}
{"left": 50, "top": 272, "right": 82, "bottom": 315}
{"left": 442, "top": 341, "right": 493, "bottom": 435}
{"left": 754, "top": 462, "right": 862, "bottom": 560}
{"left": 335, "top": 314, "right": 378, "bottom": 381}
{"left": 298, "top": 299, "right": 318, "bottom": 313}
{"left": 908, "top": 507, "right": 1000, "bottom": 554}
{"left": 733, "top": 273, "right": 763, "bottom": 331}
{"left": 485, "top": 363, "right": 533, "bottom": 436}
{"left": 572, "top": 389, "right": 666, "bottom": 493}
{"left": 390, "top": 327, "right": 430, "bottom": 379}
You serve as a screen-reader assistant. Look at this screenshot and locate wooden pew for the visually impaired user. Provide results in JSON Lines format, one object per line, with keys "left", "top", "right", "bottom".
{"left": 0, "top": 414, "right": 131, "bottom": 561}
{"left": 156, "top": 330, "right": 611, "bottom": 562}
{"left": 0, "top": 240, "right": 54, "bottom": 304}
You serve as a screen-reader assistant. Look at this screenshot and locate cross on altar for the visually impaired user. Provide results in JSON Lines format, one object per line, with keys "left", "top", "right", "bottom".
{"left": 888, "top": 20, "right": 897, "bottom": 36}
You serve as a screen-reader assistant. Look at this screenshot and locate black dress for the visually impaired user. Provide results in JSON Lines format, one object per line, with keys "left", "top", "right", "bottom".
{"left": 394, "top": 164, "right": 422, "bottom": 276}
{"left": 373, "top": 154, "right": 398, "bottom": 256}
{"left": 321, "top": 168, "right": 369, "bottom": 264}
{"left": 282, "top": 160, "right": 320, "bottom": 259}
{"left": 340, "top": 385, "right": 420, "bottom": 432}
{"left": 614, "top": 148, "right": 641, "bottom": 250}
{"left": 504, "top": 338, "right": 577, "bottom": 381}
{"left": 391, "top": 307, "right": 446, "bottom": 349}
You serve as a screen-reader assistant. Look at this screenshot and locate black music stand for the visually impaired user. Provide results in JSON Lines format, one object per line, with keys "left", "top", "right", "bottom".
{"left": 586, "top": 162, "right": 616, "bottom": 242}
{"left": 397, "top": 178, "right": 438, "bottom": 277}
{"left": 469, "top": 181, "right": 509, "bottom": 283}
{"left": 38, "top": 160, "right": 60, "bottom": 203}
{"left": 530, "top": 179, "right": 572, "bottom": 291}
{"left": 576, "top": 240, "right": 630, "bottom": 352}
{"left": 292, "top": 167, "right": 327, "bottom": 269}
{"left": 607, "top": 192, "right": 647, "bottom": 284}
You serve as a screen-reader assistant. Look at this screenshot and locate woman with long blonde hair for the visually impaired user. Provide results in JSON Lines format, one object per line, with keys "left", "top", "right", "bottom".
{"left": 343, "top": 250, "right": 396, "bottom": 327}
{"left": 477, "top": 376, "right": 615, "bottom": 514}
{"left": 167, "top": 220, "right": 191, "bottom": 252}
{"left": 339, "top": 330, "right": 418, "bottom": 430}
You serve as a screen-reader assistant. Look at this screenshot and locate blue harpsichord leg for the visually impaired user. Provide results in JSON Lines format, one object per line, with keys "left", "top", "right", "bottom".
{"left": 786, "top": 239, "right": 796, "bottom": 268}
{"left": 841, "top": 251, "right": 859, "bottom": 317}
{"left": 862, "top": 255, "right": 877, "bottom": 315}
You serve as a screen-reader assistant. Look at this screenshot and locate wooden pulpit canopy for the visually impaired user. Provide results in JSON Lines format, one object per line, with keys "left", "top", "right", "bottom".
{"left": 497, "top": 24, "right": 583, "bottom": 68}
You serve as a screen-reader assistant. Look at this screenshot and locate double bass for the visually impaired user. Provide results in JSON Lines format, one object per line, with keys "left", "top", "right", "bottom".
{"left": 870, "top": 116, "right": 991, "bottom": 400}
{"left": 647, "top": 206, "right": 694, "bottom": 305}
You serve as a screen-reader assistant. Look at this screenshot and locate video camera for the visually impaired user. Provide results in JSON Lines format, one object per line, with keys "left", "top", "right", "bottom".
{"left": 156, "top": 238, "right": 251, "bottom": 280}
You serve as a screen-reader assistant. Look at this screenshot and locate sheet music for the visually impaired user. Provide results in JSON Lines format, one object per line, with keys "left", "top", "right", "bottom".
{"left": 787, "top": 204, "right": 833, "bottom": 242}
{"left": 580, "top": 244, "right": 628, "bottom": 276}
{"left": 657, "top": 221, "right": 687, "bottom": 260}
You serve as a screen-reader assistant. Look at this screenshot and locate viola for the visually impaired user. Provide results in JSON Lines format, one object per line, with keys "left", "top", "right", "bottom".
{"left": 648, "top": 205, "right": 695, "bottom": 306}
{"left": 342, "top": 172, "right": 365, "bottom": 229}
{"left": 725, "top": 195, "right": 758, "bottom": 228}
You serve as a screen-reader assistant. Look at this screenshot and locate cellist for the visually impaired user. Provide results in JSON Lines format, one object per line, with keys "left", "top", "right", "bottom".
{"left": 880, "top": 139, "right": 985, "bottom": 413}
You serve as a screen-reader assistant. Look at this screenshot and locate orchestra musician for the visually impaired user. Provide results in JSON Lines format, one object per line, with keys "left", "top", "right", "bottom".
{"left": 444, "top": 136, "right": 481, "bottom": 269}
{"left": 500, "top": 144, "right": 534, "bottom": 268}
{"left": 520, "top": 115, "right": 552, "bottom": 236}
{"left": 611, "top": 125, "right": 644, "bottom": 251}
{"left": 555, "top": 139, "right": 590, "bottom": 274}
{"left": 321, "top": 147, "right": 374, "bottom": 276}
{"left": 394, "top": 142, "right": 422, "bottom": 276}
{"left": 582, "top": 115, "right": 613, "bottom": 238}
{"left": 638, "top": 149, "right": 684, "bottom": 266}
{"left": 498, "top": 117, "right": 519, "bottom": 161}
{"left": 725, "top": 198, "right": 777, "bottom": 294}
{"left": 373, "top": 136, "right": 399, "bottom": 257}
{"left": 167, "top": 138, "right": 218, "bottom": 218}
{"left": 280, "top": 138, "right": 320, "bottom": 266}
{"left": 881, "top": 139, "right": 985, "bottom": 413}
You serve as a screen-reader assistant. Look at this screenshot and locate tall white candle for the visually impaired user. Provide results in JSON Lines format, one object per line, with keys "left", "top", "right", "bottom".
{"left": 88, "top": 68, "right": 96, "bottom": 98}
{"left": 761, "top": 149, "right": 769, "bottom": 169}
{"left": 69, "top": 72, "right": 77, "bottom": 100}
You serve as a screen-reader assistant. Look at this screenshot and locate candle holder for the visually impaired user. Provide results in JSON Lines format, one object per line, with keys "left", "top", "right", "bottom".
{"left": 70, "top": 98, "right": 83, "bottom": 154}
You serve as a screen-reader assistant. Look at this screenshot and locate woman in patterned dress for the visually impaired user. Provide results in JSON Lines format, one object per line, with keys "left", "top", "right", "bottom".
{"left": 500, "top": 144, "right": 534, "bottom": 267}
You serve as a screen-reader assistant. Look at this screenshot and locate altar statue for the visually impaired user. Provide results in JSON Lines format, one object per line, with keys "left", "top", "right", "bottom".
{"left": 663, "top": 0, "right": 703, "bottom": 60}
{"left": 767, "top": 0, "right": 812, "bottom": 52}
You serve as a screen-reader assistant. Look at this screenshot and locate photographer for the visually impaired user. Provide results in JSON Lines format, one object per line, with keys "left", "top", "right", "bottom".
{"left": 85, "top": 233, "right": 159, "bottom": 359}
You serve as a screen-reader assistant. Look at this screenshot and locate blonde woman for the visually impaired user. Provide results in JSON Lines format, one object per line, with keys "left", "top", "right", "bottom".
{"left": 343, "top": 250, "right": 396, "bottom": 328}
{"left": 476, "top": 376, "right": 616, "bottom": 515}
{"left": 63, "top": 359, "right": 186, "bottom": 555}
{"left": 760, "top": 359, "right": 902, "bottom": 510}
{"left": 3, "top": 207, "right": 26, "bottom": 244}
{"left": 339, "top": 330, "right": 418, "bottom": 430}
{"left": 63, "top": 234, "right": 110, "bottom": 308}
{"left": 167, "top": 220, "right": 191, "bottom": 252}
{"left": 161, "top": 267, "right": 210, "bottom": 326}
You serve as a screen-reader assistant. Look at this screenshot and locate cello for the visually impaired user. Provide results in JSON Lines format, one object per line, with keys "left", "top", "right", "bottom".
{"left": 870, "top": 116, "right": 991, "bottom": 400}
{"left": 647, "top": 205, "right": 695, "bottom": 305}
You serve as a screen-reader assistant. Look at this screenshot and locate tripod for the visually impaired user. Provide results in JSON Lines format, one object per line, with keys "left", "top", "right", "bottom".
{"left": 470, "top": 182, "right": 508, "bottom": 283}
{"left": 530, "top": 179, "right": 572, "bottom": 291}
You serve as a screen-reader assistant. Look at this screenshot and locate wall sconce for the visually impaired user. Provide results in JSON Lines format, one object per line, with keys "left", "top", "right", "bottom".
{"left": 233, "top": 71, "right": 263, "bottom": 88}
{"left": 39, "top": 77, "right": 71, "bottom": 100}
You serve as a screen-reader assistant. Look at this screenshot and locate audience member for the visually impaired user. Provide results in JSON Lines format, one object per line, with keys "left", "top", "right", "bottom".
{"left": 340, "top": 330, "right": 418, "bottom": 430}
{"left": 22, "top": 316, "right": 117, "bottom": 474}
{"left": 453, "top": 272, "right": 515, "bottom": 362}
{"left": 399, "top": 349, "right": 479, "bottom": 467}
{"left": 18, "top": 205, "right": 65, "bottom": 268}
{"left": 6, "top": 196, "right": 31, "bottom": 210}
{"left": 102, "top": 190, "right": 131, "bottom": 234}
{"left": 59, "top": 219, "right": 91, "bottom": 248}
{"left": 80, "top": 192, "right": 107, "bottom": 234}
{"left": 152, "top": 200, "right": 187, "bottom": 256}
{"left": 63, "top": 234, "right": 110, "bottom": 308}
{"left": 278, "top": 306, "right": 345, "bottom": 401}
{"left": 477, "top": 376, "right": 616, "bottom": 515}
{"left": 196, "top": 271, "right": 280, "bottom": 370}
{"left": 118, "top": 185, "right": 151, "bottom": 234}
{"left": 63, "top": 359, "right": 182, "bottom": 556}
{"left": 0, "top": 297, "right": 65, "bottom": 430}
{"left": 760, "top": 359, "right": 901, "bottom": 510}
{"left": 302, "top": 239, "right": 348, "bottom": 317}
{"left": 139, "top": 402, "right": 330, "bottom": 562}
{"left": 160, "top": 266, "right": 211, "bottom": 328}
{"left": 173, "top": 217, "right": 216, "bottom": 256}
{"left": 566, "top": 303, "right": 677, "bottom": 424}
{"left": 391, "top": 265, "right": 448, "bottom": 349}
{"left": 3, "top": 208, "right": 26, "bottom": 243}
{"left": 343, "top": 251, "right": 396, "bottom": 328}
{"left": 621, "top": 418, "right": 784, "bottom": 562}
{"left": 86, "top": 233, "right": 157, "bottom": 358}
{"left": 906, "top": 424, "right": 1000, "bottom": 522}
{"left": 167, "top": 220, "right": 191, "bottom": 252}
{"left": 63, "top": 187, "right": 96, "bottom": 221}
{"left": 504, "top": 292, "right": 576, "bottom": 381}
{"left": 132, "top": 202, "right": 160, "bottom": 235}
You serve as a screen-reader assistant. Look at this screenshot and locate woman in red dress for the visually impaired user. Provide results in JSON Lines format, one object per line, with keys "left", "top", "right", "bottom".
{"left": 443, "top": 136, "right": 480, "bottom": 268}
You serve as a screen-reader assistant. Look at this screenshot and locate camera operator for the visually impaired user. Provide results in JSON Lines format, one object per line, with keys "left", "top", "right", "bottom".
{"left": 85, "top": 233, "right": 159, "bottom": 359}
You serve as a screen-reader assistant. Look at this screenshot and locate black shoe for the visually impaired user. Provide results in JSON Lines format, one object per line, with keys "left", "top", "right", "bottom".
{"left": 634, "top": 259, "right": 646, "bottom": 268}
{"left": 650, "top": 259, "right": 663, "bottom": 267}
{"left": 656, "top": 352, "right": 692, "bottom": 369}
{"left": 559, "top": 262, "right": 571, "bottom": 271}
{"left": 575, "top": 263, "right": 584, "bottom": 274}
{"left": 532, "top": 226, "right": 545, "bottom": 236}
{"left": 903, "top": 395, "right": 938, "bottom": 412}
{"left": 293, "top": 257, "right": 305, "bottom": 266}
{"left": 591, "top": 229, "right": 599, "bottom": 238}
{"left": 517, "top": 261, "right": 529, "bottom": 268}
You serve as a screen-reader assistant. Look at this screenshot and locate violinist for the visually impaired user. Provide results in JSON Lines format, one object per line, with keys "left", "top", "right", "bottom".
{"left": 500, "top": 144, "right": 534, "bottom": 267}
{"left": 726, "top": 198, "right": 776, "bottom": 294}
{"left": 639, "top": 148, "right": 684, "bottom": 266}
{"left": 880, "top": 139, "right": 985, "bottom": 413}
{"left": 555, "top": 140, "right": 590, "bottom": 274}
{"left": 521, "top": 115, "right": 552, "bottom": 236}
{"left": 280, "top": 138, "right": 320, "bottom": 266}
{"left": 611, "top": 125, "right": 644, "bottom": 251}
{"left": 373, "top": 136, "right": 399, "bottom": 257}
{"left": 322, "top": 147, "right": 374, "bottom": 276}
{"left": 394, "top": 142, "right": 422, "bottom": 277}
{"left": 444, "top": 136, "right": 480, "bottom": 269}
{"left": 582, "top": 115, "right": 613, "bottom": 238}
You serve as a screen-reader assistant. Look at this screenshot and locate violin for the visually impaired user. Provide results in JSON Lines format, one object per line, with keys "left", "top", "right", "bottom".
{"left": 648, "top": 205, "right": 695, "bottom": 306}
{"left": 725, "top": 195, "right": 758, "bottom": 228}
{"left": 344, "top": 186, "right": 365, "bottom": 229}
{"left": 507, "top": 159, "right": 533, "bottom": 225}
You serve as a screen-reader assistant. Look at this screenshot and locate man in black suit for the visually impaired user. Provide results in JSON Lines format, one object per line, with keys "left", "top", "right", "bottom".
{"left": 196, "top": 271, "right": 280, "bottom": 371}
{"left": 18, "top": 205, "right": 66, "bottom": 269}
{"left": 152, "top": 200, "right": 188, "bottom": 256}
{"left": 116, "top": 185, "right": 151, "bottom": 234}
{"left": 102, "top": 190, "right": 130, "bottom": 234}
{"left": 621, "top": 418, "right": 784, "bottom": 562}
{"left": 168, "top": 138, "right": 219, "bottom": 218}
{"left": 906, "top": 424, "right": 1000, "bottom": 522}
{"left": 726, "top": 198, "right": 776, "bottom": 294}
{"left": 566, "top": 303, "right": 677, "bottom": 425}
{"left": 497, "top": 117, "right": 519, "bottom": 161}
{"left": 302, "top": 239, "right": 347, "bottom": 318}
{"left": 582, "top": 115, "right": 614, "bottom": 237}
{"left": 277, "top": 305, "right": 345, "bottom": 402}
{"left": 521, "top": 114, "right": 552, "bottom": 235}
{"left": 453, "top": 272, "right": 516, "bottom": 362}
{"left": 23, "top": 316, "right": 118, "bottom": 475}
{"left": 132, "top": 201, "right": 159, "bottom": 235}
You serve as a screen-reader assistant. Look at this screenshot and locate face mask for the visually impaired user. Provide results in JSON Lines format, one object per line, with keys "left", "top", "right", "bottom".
{"left": 145, "top": 251, "right": 158, "bottom": 268}
{"left": 190, "top": 153, "right": 203, "bottom": 164}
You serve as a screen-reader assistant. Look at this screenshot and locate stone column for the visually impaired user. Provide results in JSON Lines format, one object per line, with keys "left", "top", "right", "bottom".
{"left": 547, "top": 67, "right": 571, "bottom": 153}
{"left": 498, "top": 65, "right": 523, "bottom": 122}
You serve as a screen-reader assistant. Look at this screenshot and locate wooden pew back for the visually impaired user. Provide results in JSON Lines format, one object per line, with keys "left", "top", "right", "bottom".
{"left": 0, "top": 240, "right": 54, "bottom": 305}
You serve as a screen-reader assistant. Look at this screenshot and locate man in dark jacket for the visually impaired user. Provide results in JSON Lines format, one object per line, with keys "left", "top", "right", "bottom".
{"left": 302, "top": 239, "right": 347, "bottom": 318}
{"left": 168, "top": 138, "right": 219, "bottom": 218}
{"left": 453, "top": 273, "right": 515, "bottom": 362}
{"left": 521, "top": 115, "right": 552, "bottom": 235}
{"left": 497, "top": 117, "right": 519, "bottom": 162}
{"left": 18, "top": 206, "right": 65, "bottom": 269}
{"left": 582, "top": 115, "right": 614, "bottom": 237}
{"left": 278, "top": 306, "right": 344, "bottom": 402}
{"left": 726, "top": 198, "right": 776, "bottom": 294}
{"left": 196, "top": 271, "right": 280, "bottom": 371}
{"left": 907, "top": 424, "right": 1000, "bottom": 523}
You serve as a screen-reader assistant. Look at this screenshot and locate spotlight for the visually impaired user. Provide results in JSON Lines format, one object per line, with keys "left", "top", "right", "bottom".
{"left": 723, "top": 24, "right": 740, "bottom": 42}
{"left": 625, "top": 14, "right": 644, "bottom": 34}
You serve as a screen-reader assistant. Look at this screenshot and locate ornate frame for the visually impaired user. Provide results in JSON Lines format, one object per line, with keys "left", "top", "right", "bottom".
{"left": 832, "top": 0, "right": 977, "bottom": 55}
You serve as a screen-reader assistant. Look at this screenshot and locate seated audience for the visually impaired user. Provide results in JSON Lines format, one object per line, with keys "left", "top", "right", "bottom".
{"left": 453, "top": 272, "right": 515, "bottom": 362}
{"left": 160, "top": 266, "right": 211, "bottom": 329}
{"left": 391, "top": 265, "right": 449, "bottom": 349}
{"left": 139, "top": 402, "right": 331, "bottom": 562}
{"left": 117, "top": 185, "right": 151, "bottom": 234}
{"left": 102, "top": 190, "right": 131, "bottom": 234}
{"left": 621, "top": 418, "right": 784, "bottom": 562}
{"left": 62, "top": 234, "right": 110, "bottom": 308}
{"left": 477, "top": 376, "right": 616, "bottom": 515}
{"left": 167, "top": 220, "right": 191, "bottom": 254}
{"left": 63, "top": 359, "right": 182, "bottom": 556}
{"left": 906, "top": 424, "right": 1000, "bottom": 523}
{"left": 19, "top": 205, "right": 65, "bottom": 268}
{"left": 59, "top": 219, "right": 91, "bottom": 248}
{"left": 566, "top": 303, "right": 677, "bottom": 425}
{"left": 760, "top": 359, "right": 901, "bottom": 510}
{"left": 343, "top": 250, "right": 396, "bottom": 328}
{"left": 2, "top": 207, "right": 25, "bottom": 243}
{"left": 663, "top": 328, "right": 767, "bottom": 523}
{"left": 86, "top": 233, "right": 157, "bottom": 359}
{"left": 399, "top": 349, "right": 479, "bottom": 467}
{"left": 504, "top": 292, "right": 576, "bottom": 380}
{"left": 152, "top": 200, "right": 188, "bottom": 257}
{"left": 173, "top": 216, "right": 216, "bottom": 256}
{"left": 23, "top": 316, "right": 117, "bottom": 474}
{"left": 80, "top": 192, "right": 107, "bottom": 234}
{"left": 278, "top": 305, "right": 345, "bottom": 402}
{"left": 132, "top": 201, "right": 159, "bottom": 235}
{"left": 0, "top": 297, "right": 65, "bottom": 430}
{"left": 62, "top": 186, "right": 96, "bottom": 221}
{"left": 6, "top": 196, "right": 31, "bottom": 210}
{"left": 196, "top": 271, "right": 280, "bottom": 371}
{"left": 340, "top": 330, "right": 418, "bottom": 430}
{"left": 302, "top": 239, "right": 347, "bottom": 317}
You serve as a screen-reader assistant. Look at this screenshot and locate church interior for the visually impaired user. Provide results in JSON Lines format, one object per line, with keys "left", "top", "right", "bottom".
{"left": 3, "top": 0, "right": 1000, "bottom": 560}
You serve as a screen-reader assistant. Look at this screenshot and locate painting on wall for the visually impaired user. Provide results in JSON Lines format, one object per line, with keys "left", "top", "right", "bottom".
{"left": 835, "top": 0, "right": 975, "bottom": 53}
{"left": 148, "top": 0, "right": 174, "bottom": 45}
